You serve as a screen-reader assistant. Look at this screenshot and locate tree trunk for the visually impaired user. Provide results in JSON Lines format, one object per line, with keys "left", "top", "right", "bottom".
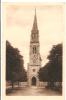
{"left": 11, "top": 81, "right": 14, "bottom": 89}
{"left": 18, "top": 81, "right": 20, "bottom": 87}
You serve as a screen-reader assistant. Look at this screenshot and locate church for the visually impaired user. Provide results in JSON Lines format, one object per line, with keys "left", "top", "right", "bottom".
{"left": 27, "top": 9, "right": 41, "bottom": 87}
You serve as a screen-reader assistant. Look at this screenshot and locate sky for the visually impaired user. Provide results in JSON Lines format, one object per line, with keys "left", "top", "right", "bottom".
{"left": 3, "top": 3, "right": 64, "bottom": 69}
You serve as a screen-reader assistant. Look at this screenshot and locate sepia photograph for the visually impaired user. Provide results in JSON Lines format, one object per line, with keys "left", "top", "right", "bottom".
{"left": 2, "top": 2, "right": 64, "bottom": 96}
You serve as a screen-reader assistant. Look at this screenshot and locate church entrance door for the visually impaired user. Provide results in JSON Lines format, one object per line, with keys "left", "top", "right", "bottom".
{"left": 31, "top": 77, "right": 36, "bottom": 86}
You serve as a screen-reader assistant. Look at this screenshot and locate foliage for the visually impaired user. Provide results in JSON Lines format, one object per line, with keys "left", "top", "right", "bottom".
{"left": 38, "top": 63, "right": 49, "bottom": 81}
{"left": 6, "top": 41, "right": 27, "bottom": 88}
{"left": 38, "top": 44, "right": 62, "bottom": 83}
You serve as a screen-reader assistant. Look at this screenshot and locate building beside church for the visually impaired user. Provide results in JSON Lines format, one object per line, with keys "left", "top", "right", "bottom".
{"left": 27, "top": 9, "right": 41, "bottom": 86}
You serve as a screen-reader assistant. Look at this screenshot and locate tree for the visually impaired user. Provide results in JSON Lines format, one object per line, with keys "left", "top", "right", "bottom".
{"left": 47, "top": 44, "right": 62, "bottom": 82}
{"left": 6, "top": 41, "right": 27, "bottom": 88}
{"left": 38, "top": 43, "right": 62, "bottom": 88}
{"left": 38, "top": 63, "right": 49, "bottom": 82}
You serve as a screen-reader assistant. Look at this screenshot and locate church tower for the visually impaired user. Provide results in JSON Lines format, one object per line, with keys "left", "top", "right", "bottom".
{"left": 28, "top": 9, "right": 41, "bottom": 86}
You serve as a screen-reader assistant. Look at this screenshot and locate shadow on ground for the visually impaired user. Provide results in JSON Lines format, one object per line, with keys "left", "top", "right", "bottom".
{"left": 6, "top": 86, "right": 62, "bottom": 96}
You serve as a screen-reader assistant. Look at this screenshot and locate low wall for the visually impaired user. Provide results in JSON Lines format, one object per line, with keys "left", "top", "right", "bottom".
{"left": 39, "top": 82, "right": 47, "bottom": 87}
{"left": 20, "top": 82, "right": 28, "bottom": 87}
{"left": 6, "top": 81, "right": 62, "bottom": 88}
{"left": 20, "top": 82, "right": 48, "bottom": 87}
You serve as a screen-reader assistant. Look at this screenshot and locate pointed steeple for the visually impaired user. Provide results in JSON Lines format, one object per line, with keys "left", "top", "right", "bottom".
{"left": 32, "top": 8, "right": 38, "bottom": 31}
{"left": 31, "top": 8, "right": 39, "bottom": 43}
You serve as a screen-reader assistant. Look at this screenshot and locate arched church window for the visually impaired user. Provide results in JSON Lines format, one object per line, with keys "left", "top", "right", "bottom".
{"left": 34, "top": 34, "right": 35, "bottom": 38}
{"left": 33, "top": 47, "right": 34, "bottom": 54}
{"left": 33, "top": 46, "right": 37, "bottom": 54}
{"left": 32, "top": 34, "right": 34, "bottom": 39}
{"left": 34, "top": 47, "right": 36, "bottom": 53}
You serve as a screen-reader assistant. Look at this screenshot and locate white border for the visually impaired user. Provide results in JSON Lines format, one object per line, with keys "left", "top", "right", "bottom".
{"left": 1, "top": 0, "right": 66, "bottom": 3}
{"left": 1, "top": 1, "right": 65, "bottom": 100}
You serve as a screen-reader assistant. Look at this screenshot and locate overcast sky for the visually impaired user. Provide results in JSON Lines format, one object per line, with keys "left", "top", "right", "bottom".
{"left": 3, "top": 3, "right": 64, "bottom": 69}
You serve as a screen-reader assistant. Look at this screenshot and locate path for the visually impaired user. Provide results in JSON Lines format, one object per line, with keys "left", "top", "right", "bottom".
{"left": 6, "top": 86, "right": 62, "bottom": 96}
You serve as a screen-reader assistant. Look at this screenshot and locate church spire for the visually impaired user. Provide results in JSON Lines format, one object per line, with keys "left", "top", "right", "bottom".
{"left": 32, "top": 8, "right": 38, "bottom": 31}
{"left": 31, "top": 8, "right": 39, "bottom": 43}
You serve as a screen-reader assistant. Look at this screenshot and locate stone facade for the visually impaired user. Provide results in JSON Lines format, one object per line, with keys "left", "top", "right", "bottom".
{"left": 28, "top": 9, "right": 41, "bottom": 87}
